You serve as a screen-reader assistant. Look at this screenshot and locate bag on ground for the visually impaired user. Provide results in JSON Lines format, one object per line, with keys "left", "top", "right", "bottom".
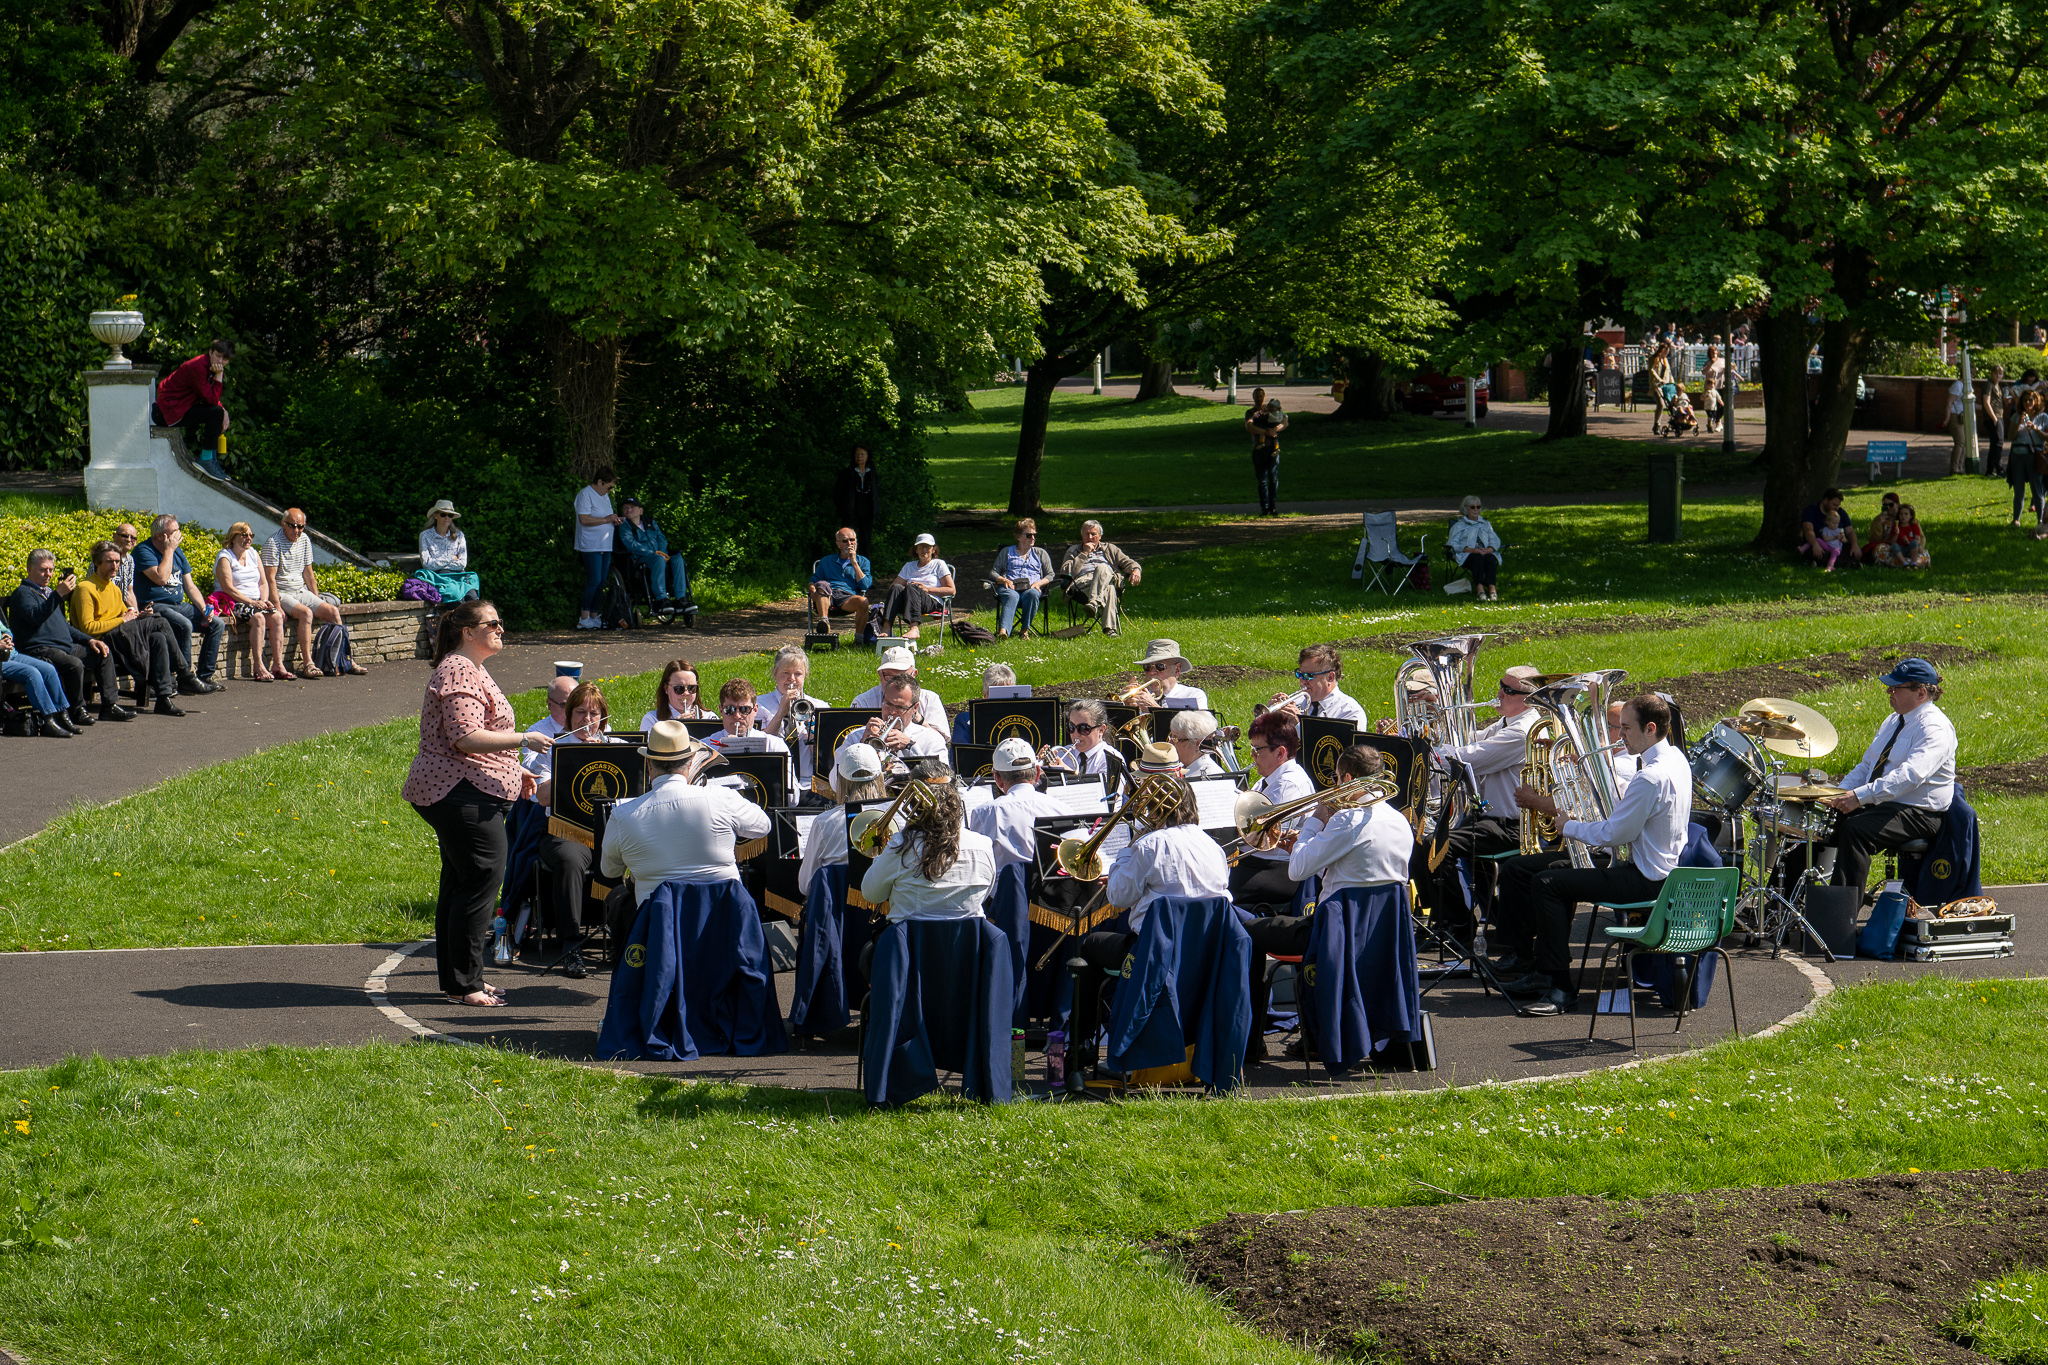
{"left": 600, "top": 572, "right": 636, "bottom": 630}
{"left": 313, "top": 621, "right": 354, "bottom": 675}
{"left": 951, "top": 619, "right": 996, "bottom": 647}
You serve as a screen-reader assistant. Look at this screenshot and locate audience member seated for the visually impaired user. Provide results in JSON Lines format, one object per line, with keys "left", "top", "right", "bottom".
{"left": 808, "top": 527, "right": 874, "bottom": 644}
{"left": 853, "top": 646, "right": 949, "bottom": 735}
{"left": 70, "top": 541, "right": 184, "bottom": 717}
{"left": 212, "top": 522, "right": 290, "bottom": 680}
{"left": 1447, "top": 495, "right": 1504, "bottom": 601}
{"left": 953, "top": 663, "right": 1017, "bottom": 744}
{"left": 1170, "top": 709, "right": 1226, "bottom": 778}
{"left": 1050, "top": 697, "right": 1128, "bottom": 787}
{"left": 989, "top": 518, "right": 1054, "bottom": 639}
{"left": 1059, "top": 519, "right": 1141, "bottom": 637}
{"left": 262, "top": 509, "right": 355, "bottom": 676}
{"left": 5, "top": 550, "right": 128, "bottom": 724}
{"left": 639, "top": 658, "right": 718, "bottom": 731}
{"left": 1127, "top": 638, "right": 1208, "bottom": 710}
{"left": 1872, "top": 503, "right": 1931, "bottom": 569}
{"left": 151, "top": 338, "right": 233, "bottom": 479}
{"left": 1, "top": 621, "right": 81, "bottom": 736}
{"left": 843, "top": 675, "right": 944, "bottom": 778}
{"left": 1798, "top": 488, "right": 1860, "bottom": 569}
{"left": 875, "top": 533, "right": 954, "bottom": 641}
{"left": 532, "top": 681, "right": 620, "bottom": 977}
{"left": 1859, "top": 492, "right": 1901, "bottom": 565}
{"left": 415, "top": 500, "right": 480, "bottom": 603}
{"left": 132, "top": 515, "right": 224, "bottom": 695}
{"left": 617, "top": 496, "right": 689, "bottom": 616}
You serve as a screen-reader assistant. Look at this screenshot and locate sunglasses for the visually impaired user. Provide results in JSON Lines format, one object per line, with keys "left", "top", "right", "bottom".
{"left": 474, "top": 619, "right": 504, "bottom": 631}
{"left": 1019, "top": 531, "right": 1037, "bottom": 538}
{"left": 1249, "top": 742, "right": 1278, "bottom": 754}
{"left": 668, "top": 681, "right": 698, "bottom": 693}
{"left": 1142, "top": 662, "right": 1175, "bottom": 673}
{"left": 284, "top": 522, "right": 306, "bottom": 530}
{"left": 1499, "top": 683, "right": 1531, "bottom": 696}
{"left": 1293, "top": 668, "right": 1335, "bottom": 682}
{"left": 1069, "top": 722, "right": 1102, "bottom": 734}
{"left": 722, "top": 705, "right": 756, "bottom": 717}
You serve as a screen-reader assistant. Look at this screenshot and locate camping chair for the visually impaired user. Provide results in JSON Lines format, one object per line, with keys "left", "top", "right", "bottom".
{"left": 1051, "top": 571, "right": 1139, "bottom": 637}
{"left": 1585, "top": 866, "right": 1740, "bottom": 1050}
{"left": 1351, "top": 511, "right": 1428, "bottom": 595}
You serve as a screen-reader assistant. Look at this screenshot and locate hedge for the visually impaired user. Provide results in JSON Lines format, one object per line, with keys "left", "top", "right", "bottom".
{"left": 0, "top": 508, "right": 405, "bottom": 602}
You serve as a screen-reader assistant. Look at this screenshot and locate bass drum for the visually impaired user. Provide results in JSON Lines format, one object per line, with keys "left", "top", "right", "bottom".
{"left": 1689, "top": 721, "right": 1768, "bottom": 811}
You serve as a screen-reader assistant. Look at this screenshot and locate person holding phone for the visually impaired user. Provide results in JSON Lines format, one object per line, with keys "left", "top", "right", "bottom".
{"left": 6, "top": 549, "right": 128, "bottom": 725}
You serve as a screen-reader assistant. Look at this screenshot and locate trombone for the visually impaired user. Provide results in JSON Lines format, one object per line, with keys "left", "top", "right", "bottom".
{"left": 1052, "top": 774, "right": 1188, "bottom": 882}
{"left": 848, "top": 778, "right": 937, "bottom": 858}
{"left": 1218, "top": 771, "right": 1401, "bottom": 863}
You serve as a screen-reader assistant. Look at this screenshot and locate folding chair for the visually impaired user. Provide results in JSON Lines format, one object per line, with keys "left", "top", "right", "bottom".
{"left": 1350, "top": 511, "right": 1428, "bottom": 595}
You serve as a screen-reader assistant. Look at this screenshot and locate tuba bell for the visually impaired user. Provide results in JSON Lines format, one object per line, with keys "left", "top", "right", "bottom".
{"left": 1518, "top": 671, "right": 1631, "bottom": 867}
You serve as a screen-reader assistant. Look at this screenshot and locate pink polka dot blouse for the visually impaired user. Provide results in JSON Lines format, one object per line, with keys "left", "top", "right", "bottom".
{"left": 402, "top": 653, "right": 524, "bottom": 805}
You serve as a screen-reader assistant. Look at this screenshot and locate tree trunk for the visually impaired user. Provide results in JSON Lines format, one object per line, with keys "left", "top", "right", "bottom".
{"left": 1007, "top": 359, "right": 1068, "bottom": 516}
{"left": 1331, "top": 349, "right": 1397, "bottom": 419}
{"left": 1539, "top": 339, "right": 1588, "bottom": 440}
{"left": 1752, "top": 309, "right": 1866, "bottom": 549}
{"left": 551, "top": 325, "right": 624, "bottom": 481}
{"left": 1133, "top": 353, "right": 1177, "bottom": 400}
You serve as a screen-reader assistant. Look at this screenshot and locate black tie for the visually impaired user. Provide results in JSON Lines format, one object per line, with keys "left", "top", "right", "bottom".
{"left": 1309, "top": 699, "right": 1320, "bottom": 718}
{"left": 1870, "top": 715, "right": 1906, "bottom": 780}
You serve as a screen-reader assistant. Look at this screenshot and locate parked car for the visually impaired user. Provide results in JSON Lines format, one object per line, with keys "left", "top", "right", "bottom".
{"left": 1403, "top": 372, "right": 1489, "bottom": 418}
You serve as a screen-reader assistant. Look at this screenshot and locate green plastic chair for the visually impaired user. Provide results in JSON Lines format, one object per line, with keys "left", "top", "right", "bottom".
{"left": 1585, "top": 866, "right": 1741, "bottom": 1050}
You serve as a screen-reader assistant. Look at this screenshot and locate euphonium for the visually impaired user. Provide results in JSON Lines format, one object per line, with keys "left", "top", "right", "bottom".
{"left": 848, "top": 778, "right": 937, "bottom": 858}
{"left": 1518, "top": 671, "right": 1631, "bottom": 868}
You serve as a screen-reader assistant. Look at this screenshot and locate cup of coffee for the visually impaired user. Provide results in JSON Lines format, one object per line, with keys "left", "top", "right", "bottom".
{"left": 554, "top": 660, "right": 582, "bottom": 679}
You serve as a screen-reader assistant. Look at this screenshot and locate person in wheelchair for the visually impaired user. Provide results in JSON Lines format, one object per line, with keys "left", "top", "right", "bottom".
{"left": 617, "top": 497, "right": 693, "bottom": 623}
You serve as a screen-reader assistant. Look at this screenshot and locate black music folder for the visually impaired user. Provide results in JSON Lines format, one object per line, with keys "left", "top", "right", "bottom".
{"left": 814, "top": 707, "right": 882, "bottom": 765}
{"left": 968, "top": 696, "right": 1060, "bottom": 749}
{"left": 1356, "top": 732, "right": 1430, "bottom": 823}
{"left": 710, "top": 752, "right": 790, "bottom": 810}
{"left": 952, "top": 742, "right": 998, "bottom": 784}
{"left": 682, "top": 718, "right": 724, "bottom": 741}
{"left": 1299, "top": 715, "right": 1362, "bottom": 790}
{"left": 548, "top": 742, "right": 646, "bottom": 843}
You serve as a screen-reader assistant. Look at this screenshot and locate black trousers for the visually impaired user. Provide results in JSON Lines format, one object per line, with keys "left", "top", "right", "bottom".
{"left": 1828, "top": 801, "right": 1945, "bottom": 894}
{"left": 537, "top": 833, "right": 594, "bottom": 942}
{"left": 1245, "top": 913, "right": 1316, "bottom": 1036}
{"left": 156, "top": 398, "right": 225, "bottom": 458}
{"left": 1230, "top": 856, "right": 1300, "bottom": 913}
{"left": 22, "top": 640, "right": 116, "bottom": 709}
{"left": 1432, "top": 815, "right": 1520, "bottom": 923}
{"left": 877, "top": 581, "right": 943, "bottom": 629}
{"left": 413, "top": 780, "right": 512, "bottom": 995}
{"left": 1460, "top": 553, "right": 1499, "bottom": 587}
{"left": 1490, "top": 851, "right": 1572, "bottom": 957}
{"left": 1069, "top": 929, "right": 1137, "bottom": 1054}
{"left": 102, "top": 617, "right": 178, "bottom": 699}
{"left": 1526, "top": 862, "right": 1664, "bottom": 988}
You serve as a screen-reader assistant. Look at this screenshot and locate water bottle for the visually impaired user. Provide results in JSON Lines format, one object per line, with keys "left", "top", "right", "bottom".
{"left": 1011, "top": 1029, "right": 1026, "bottom": 1087}
{"left": 1045, "top": 1031, "right": 1066, "bottom": 1086}
{"left": 491, "top": 913, "right": 512, "bottom": 964}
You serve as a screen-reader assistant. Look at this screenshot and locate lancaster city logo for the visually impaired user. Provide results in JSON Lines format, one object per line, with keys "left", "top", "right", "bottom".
{"left": 625, "top": 943, "right": 646, "bottom": 968}
{"left": 1310, "top": 734, "right": 1346, "bottom": 787}
{"left": 1932, "top": 857, "right": 1953, "bottom": 882}
{"left": 729, "top": 772, "right": 767, "bottom": 807}
{"left": 569, "top": 760, "right": 628, "bottom": 816}
{"left": 990, "top": 715, "right": 1042, "bottom": 748}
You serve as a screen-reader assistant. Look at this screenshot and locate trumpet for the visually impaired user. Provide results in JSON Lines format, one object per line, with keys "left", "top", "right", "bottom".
{"left": 1054, "top": 774, "right": 1188, "bottom": 881}
{"left": 1251, "top": 688, "right": 1310, "bottom": 721}
{"left": 786, "top": 696, "right": 818, "bottom": 745}
{"left": 1115, "top": 675, "right": 1167, "bottom": 707}
{"left": 848, "top": 778, "right": 937, "bottom": 858}
{"left": 1220, "top": 771, "right": 1401, "bottom": 860}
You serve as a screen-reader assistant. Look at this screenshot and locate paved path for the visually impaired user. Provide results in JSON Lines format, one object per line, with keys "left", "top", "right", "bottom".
{"left": 2, "top": 889, "right": 2035, "bottom": 1096}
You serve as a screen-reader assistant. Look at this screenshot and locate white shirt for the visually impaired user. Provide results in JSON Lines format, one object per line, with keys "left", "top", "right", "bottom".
{"left": 216, "top": 547, "right": 263, "bottom": 599}
{"left": 967, "top": 783, "right": 1069, "bottom": 870}
{"left": 797, "top": 805, "right": 851, "bottom": 894}
{"left": 852, "top": 681, "right": 948, "bottom": 736}
{"left": 1183, "top": 752, "right": 1226, "bottom": 780}
{"left": 1948, "top": 378, "right": 1970, "bottom": 418}
{"left": 419, "top": 526, "right": 468, "bottom": 571}
{"left": 1840, "top": 701, "right": 1957, "bottom": 812}
{"left": 573, "top": 485, "right": 614, "bottom": 553}
{"left": 1160, "top": 681, "right": 1210, "bottom": 709}
{"left": 1063, "top": 742, "right": 1126, "bottom": 783}
{"left": 638, "top": 706, "right": 716, "bottom": 732}
{"left": 896, "top": 557, "right": 951, "bottom": 590}
{"left": 1105, "top": 823, "right": 1231, "bottom": 934}
{"left": 1249, "top": 759, "right": 1315, "bottom": 862}
{"left": 1287, "top": 799, "right": 1415, "bottom": 895}
{"left": 1301, "top": 687, "right": 1367, "bottom": 727}
{"left": 836, "top": 718, "right": 944, "bottom": 774}
{"left": 1442, "top": 710, "right": 1535, "bottom": 817}
{"left": 601, "top": 773, "right": 772, "bottom": 902}
{"left": 861, "top": 827, "right": 996, "bottom": 922}
{"left": 1447, "top": 516, "right": 1503, "bottom": 566}
{"left": 1560, "top": 739, "right": 1692, "bottom": 880}
{"left": 519, "top": 714, "right": 566, "bottom": 780}
{"left": 756, "top": 689, "right": 830, "bottom": 787}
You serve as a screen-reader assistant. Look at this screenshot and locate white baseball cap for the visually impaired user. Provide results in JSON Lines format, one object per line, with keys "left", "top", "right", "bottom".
{"left": 837, "top": 743, "right": 883, "bottom": 784}
{"left": 877, "top": 646, "right": 917, "bottom": 673}
{"left": 913, "top": 532, "right": 937, "bottom": 547}
{"left": 992, "top": 737, "right": 1038, "bottom": 775}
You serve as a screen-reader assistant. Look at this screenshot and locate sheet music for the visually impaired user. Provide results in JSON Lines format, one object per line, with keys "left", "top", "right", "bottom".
{"left": 715, "top": 732, "right": 772, "bottom": 755}
{"left": 1190, "top": 776, "right": 1243, "bottom": 831}
{"left": 793, "top": 812, "right": 819, "bottom": 856}
{"left": 1094, "top": 820, "right": 1132, "bottom": 864}
{"left": 960, "top": 784, "right": 996, "bottom": 815}
{"left": 1047, "top": 778, "right": 1108, "bottom": 816}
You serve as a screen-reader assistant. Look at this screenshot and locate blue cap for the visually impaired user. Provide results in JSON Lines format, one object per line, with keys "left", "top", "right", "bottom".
{"left": 1878, "top": 657, "right": 1940, "bottom": 687}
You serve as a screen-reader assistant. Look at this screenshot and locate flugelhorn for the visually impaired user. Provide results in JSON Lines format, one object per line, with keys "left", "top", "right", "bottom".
{"left": 1115, "top": 674, "right": 1167, "bottom": 707}
{"left": 1252, "top": 688, "right": 1309, "bottom": 721}
{"left": 1053, "top": 774, "right": 1188, "bottom": 881}
{"left": 1221, "top": 771, "right": 1400, "bottom": 860}
{"left": 848, "top": 778, "right": 937, "bottom": 857}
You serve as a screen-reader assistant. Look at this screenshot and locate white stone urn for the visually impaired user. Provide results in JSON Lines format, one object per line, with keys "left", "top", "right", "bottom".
{"left": 88, "top": 310, "right": 146, "bottom": 370}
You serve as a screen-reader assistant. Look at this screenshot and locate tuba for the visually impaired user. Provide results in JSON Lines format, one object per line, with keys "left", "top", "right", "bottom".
{"left": 1394, "top": 634, "right": 1489, "bottom": 749}
{"left": 1518, "top": 671, "right": 1630, "bottom": 866}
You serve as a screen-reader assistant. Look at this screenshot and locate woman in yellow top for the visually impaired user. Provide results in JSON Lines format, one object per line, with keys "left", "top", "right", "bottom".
{"left": 70, "top": 540, "right": 185, "bottom": 716}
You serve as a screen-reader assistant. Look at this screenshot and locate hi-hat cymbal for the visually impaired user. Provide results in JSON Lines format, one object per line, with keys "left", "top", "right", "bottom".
{"left": 1731, "top": 714, "right": 1807, "bottom": 741}
{"left": 1739, "top": 696, "right": 1839, "bottom": 759}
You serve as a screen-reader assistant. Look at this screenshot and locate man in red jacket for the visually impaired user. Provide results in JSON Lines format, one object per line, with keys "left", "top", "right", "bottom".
{"left": 152, "top": 339, "right": 233, "bottom": 479}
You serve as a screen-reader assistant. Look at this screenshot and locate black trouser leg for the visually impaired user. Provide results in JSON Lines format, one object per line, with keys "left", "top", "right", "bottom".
{"left": 1229, "top": 857, "right": 1300, "bottom": 911}
{"left": 1464, "top": 554, "right": 1499, "bottom": 587}
{"left": 1244, "top": 913, "right": 1316, "bottom": 1035}
{"left": 1432, "top": 816, "right": 1519, "bottom": 925}
{"left": 22, "top": 644, "right": 87, "bottom": 708}
{"left": 1068, "top": 930, "right": 1135, "bottom": 1060}
{"left": 1828, "top": 802, "right": 1945, "bottom": 895}
{"left": 413, "top": 782, "right": 511, "bottom": 995}
{"left": 1530, "top": 863, "right": 1663, "bottom": 990}
{"left": 538, "top": 834, "right": 595, "bottom": 942}
{"left": 182, "top": 400, "right": 225, "bottom": 458}
{"left": 1491, "top": 851, "right": 1570, "bottom": 957}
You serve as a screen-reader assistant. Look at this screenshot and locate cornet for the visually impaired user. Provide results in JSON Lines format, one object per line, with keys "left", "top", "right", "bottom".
{"left": 1252, "top": 688, "right": 1309, "bottom": 721}
{"left": 1115, "top": 674, "right": 1167, "bottom": 707}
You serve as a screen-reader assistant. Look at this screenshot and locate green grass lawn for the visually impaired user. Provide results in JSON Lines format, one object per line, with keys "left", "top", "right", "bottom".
{"left": 922, "top": 387, "right": 1764, "bottom": 509}
{"left": 0, "top": 975, "right": 2043, "bottom": 1363}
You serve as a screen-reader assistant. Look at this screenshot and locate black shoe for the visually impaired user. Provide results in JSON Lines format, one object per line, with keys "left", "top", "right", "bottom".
{"left": 1283, "top": 1037, "right": 1319, "bottom": 1062}
{"left": 1491, "top": 952, "right": 1534, "bottom": 977}
{"left": 563, "top": 956, "right": 589, "bottom": 980}
{"left": 1520, "top": 987, "right": 1577, "bottom": 1017}
{"left": 1497, "top": 970, "right": 1557, "bottom": 997}
{"left": 98, "top": 704, "right": 135, "bottom": 722}
{"left": 42, "top": 711, "right": 79, "bottom": 736}
{"left": 68, "top": 705, "right": 95, "bottom": 727}
{"left": 153, "top": 696, "right": 186, "bottom": 717}
{"left": 1244, "top": 1037, "right": 1269, "bottom": 1063}
{"left": 33, "top": 714, "right": 69, "bottom": 738}
{"left": 178, "top": 675, "right": 221, "bottom": 696}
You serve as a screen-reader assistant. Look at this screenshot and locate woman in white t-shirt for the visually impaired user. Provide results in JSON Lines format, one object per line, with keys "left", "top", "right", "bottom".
{"left": 875, "top": 533, "right": 955, "bottom": 641}
{"left": 210, "top": 521, "right": 289, "bottom": 681}
{"left": 573, "top": 468, "right": 622, "bottom": 631}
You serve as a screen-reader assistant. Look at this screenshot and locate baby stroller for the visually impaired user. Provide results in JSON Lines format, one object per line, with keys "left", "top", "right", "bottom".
{"left": 1658, "top": 386, "right": 1697, "bottom": 437}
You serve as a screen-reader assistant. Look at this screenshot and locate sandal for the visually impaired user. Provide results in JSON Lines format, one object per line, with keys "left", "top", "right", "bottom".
{"left": 274, "top": 669, "right": 297, "bottom": 681}
{"left": 300, "top": 665, "right": 325, "bottom": 678}
{"left": 254, "top": 670, "right": 275, "bottom": 682}
{"left": 445, "top": 990, "right": 505, "bottom": 1008}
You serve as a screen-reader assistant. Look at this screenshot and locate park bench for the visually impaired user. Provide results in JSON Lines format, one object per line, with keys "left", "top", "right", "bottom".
{"left": 1864, "top": 440, "right": 1909, "bottom": 480}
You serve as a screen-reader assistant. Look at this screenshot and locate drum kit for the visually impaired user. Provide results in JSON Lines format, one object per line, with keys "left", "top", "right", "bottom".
{"left": 1686, "top": 696, "right": 1847, "bottom": 955}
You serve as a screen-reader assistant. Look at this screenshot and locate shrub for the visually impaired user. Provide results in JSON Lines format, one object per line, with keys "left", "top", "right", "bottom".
{"left": 1969, "top": 346, "right": 2048, "bottom": 381}
{"left": 0, "top": 508, "right": 399, "bottom": 603}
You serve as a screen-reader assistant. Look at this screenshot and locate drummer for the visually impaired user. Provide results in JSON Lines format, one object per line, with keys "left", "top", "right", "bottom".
{"left": 1817, "top": 658, "right": 1957, "bottom": 896}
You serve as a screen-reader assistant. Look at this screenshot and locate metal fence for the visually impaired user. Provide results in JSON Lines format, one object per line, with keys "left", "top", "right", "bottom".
{"left": 1606, "top": 343, "right": 1759, "bottom": 384}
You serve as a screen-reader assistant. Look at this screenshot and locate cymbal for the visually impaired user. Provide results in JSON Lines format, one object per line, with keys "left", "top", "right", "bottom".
{"left": 1731, "top": 714, "right": 1807, "bottom": 741}
{"left": 1739, "top": 696, "right": 1839, "bottom": 759}
{"left": 1778, "top": 784, "right": 1848, "bottom": 800}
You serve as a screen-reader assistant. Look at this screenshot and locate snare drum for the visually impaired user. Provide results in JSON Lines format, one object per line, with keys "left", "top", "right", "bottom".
{"left": 1689, "top": 721, "right": 1768, "bottom": 811}
{"left": 1765, "top": 798, "right": 1837, "bottom": 844}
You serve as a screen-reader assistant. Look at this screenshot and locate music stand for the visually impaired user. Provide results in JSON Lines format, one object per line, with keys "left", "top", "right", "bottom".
{"left": 968, "top": 696, "right": 1060, "bottom": 750}
{"left": 547, "top": 743, "right": 647, "bottom": 845}
{"left": 682, "top": 718, "right": 723, "bottom": 742}
{"left": 760, "top": 806, "right": 815, "bottom": 918}
{"left": 951, "top": 743, "right": 998, "bottom": 784}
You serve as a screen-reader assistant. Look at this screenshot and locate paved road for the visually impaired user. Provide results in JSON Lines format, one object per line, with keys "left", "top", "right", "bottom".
{"left": 3, "top": 889, "right": 2034, "bottom": 1096}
